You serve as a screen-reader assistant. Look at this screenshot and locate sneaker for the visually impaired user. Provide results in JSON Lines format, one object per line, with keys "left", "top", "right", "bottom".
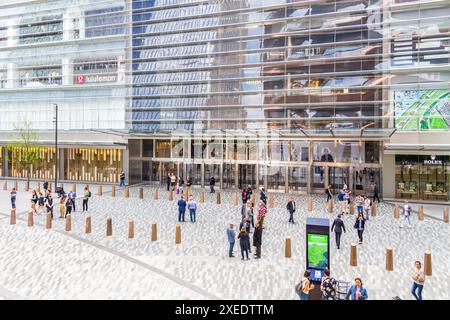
{"left": 241, "top": 258, "right": 244, "bottom": 260}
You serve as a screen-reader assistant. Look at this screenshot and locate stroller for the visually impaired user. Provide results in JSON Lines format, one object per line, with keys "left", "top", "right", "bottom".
{"left": 335, "top": 280, "right": 350, "bottom": 300}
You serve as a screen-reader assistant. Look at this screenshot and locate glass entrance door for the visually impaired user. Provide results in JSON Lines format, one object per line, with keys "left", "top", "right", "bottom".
{"left": 223, "top": 163, "right": 236, "bottom": 189}
{"left": 354, "top": 167, "right": 380, "bottom": 196}
{"left": 267, "top": 165, "right": 286, "bottom": 191}
{"left": 204, "top": 164, "right": 220, "bottom": 188}
{"left": 238, "top": 164, "right": 256, "bottom": 189}
{"left": 186, "top": 163, "right": 202, "bottom": 186}
{"left": 329, "top": 167, "right": 350, "bottom": 192}
{"left": 158, "top": 162, "right": 178, "bottom": 184}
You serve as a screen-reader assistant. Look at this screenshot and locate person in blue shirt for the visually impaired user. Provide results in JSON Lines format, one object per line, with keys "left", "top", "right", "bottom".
{"left": 177, "top": 196, "right": 187, "bottom": 222}
{"left": 346, "top": 278, "right": 368, "bottom": 300}
{"left": 337, "top": 190, "right": 345, "bottom": 214}
{"left": 187, "top": 196, "right": 197, "bottom": 222}
{"left": 226, "top": 223, "right": 236, "bottom": 258}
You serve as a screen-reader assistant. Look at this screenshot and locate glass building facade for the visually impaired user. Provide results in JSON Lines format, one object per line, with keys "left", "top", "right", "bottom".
{"left": 1, "top": 0, "right": 449, "bottom": 200}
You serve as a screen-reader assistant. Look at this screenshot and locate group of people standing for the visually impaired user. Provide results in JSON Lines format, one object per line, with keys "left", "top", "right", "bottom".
{"left": 227, "top": 185, "right": 267, "bottom": 261}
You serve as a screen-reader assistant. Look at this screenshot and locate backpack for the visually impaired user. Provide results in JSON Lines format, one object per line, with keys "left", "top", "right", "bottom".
{"left": 88, "top": 191, "right": 92, "bottom": 198}
{"left": 295, "top": 278, "right": 307, "bottom": 295}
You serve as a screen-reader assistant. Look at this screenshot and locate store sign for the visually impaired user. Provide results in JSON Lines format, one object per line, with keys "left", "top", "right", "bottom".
{"left": 423, "top": 154, "right": 443, "bottom": 165}
{"left": 75, "top": 74, "right": 117, "bottom": 85}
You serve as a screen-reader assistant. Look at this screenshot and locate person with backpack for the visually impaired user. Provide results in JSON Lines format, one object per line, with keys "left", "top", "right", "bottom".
{"left": 10, "top": 187, "right": 17, "bottom": 209}
{"left": 401, "top": 200, "right": 412, "bottom": 228}
{"left": 320, "top": 269, "right": 338, "bottom": 300}
{"left": 82, "top": 186, "right": 91, "bottom": 212}
{"left": 187, "top": 196, "right": 197, "bottom": 222}
{"left": 69, "top": 190, "right": 77, "bottom": 212}
{"left": 286, "top": 196, "right": 296, "bottom": 224}
{"left": 38, "top": 191, "right": 46, "bottom": 214}
{"left": 296, "top": 270, "right": 314, "bottom": 300}
{"left": 120, "top": 171, "right": 126, "bottom": 187}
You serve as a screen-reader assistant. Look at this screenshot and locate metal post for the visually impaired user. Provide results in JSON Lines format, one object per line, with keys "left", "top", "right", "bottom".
{"left": 53, "top": 104, "right": 58, "bottom": 190}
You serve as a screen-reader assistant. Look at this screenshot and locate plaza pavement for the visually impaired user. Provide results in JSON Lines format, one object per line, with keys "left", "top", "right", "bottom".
{"left": 0, "top": 180, "right": 449, "bottom": 300}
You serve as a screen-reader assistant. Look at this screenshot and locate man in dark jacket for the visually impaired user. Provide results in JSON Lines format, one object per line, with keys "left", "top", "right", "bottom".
{"left": 286, "top": 196, "right": 296, "bottom": 224}
{"left": 209, "top": 177, "right": 215, "bottom": 193}
{"left": 373, "top": 182, "right": 380, "bottom": 203}
{"left": 177, "top": 196, "right": 187, "bottom": 222}
{"left": 331, "top": 214, "right": 346, "bottom": 249}
{"left": 260, "top": 187, "right": 267, "bottom": 206}
{"left": 166, "top": 173, "right": 171, "bottom": 191}
{"left": 253, "top": 222, "right": 263, "bottom": 259}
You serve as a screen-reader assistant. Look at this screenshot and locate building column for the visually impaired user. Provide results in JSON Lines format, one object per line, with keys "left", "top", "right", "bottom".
{"left": 7, "top": 19, "right": 18, "bottom": 47}
{"left": 123, "top": 148, "right": 130, "bottom": 184}
{"left": 59, "top": 148, "right": 65, "bottom": 181}
{"left": 255, "top": 163, "right": 259, "bottom": 191}
{"left": 7, "top": 63, "right": 16, "bottom": 89}
{"left": 285, "top": 165, "right": 289, "bottom": 193}
{"left": 2, "top": 147, "right": 8, "bottom": 177}
{"left": 201, "top": 162, "right": 205, "bottom": 188}
{"left": 62, "top": 58, "right": 73, "bottom": 86}
{"left": 234, "top": 162, "right": 238, "bottom": 189}
{"left": 63, "top": 12, "right": 75, "bottom": 41}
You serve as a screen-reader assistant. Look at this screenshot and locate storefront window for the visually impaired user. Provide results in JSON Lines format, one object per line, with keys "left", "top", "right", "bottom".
{"left": 0, "top": 146, "right": 3, "bottom": 176}
{"left": 288, "top": 166, "right": 307, "bottom": 190}
{"left": 336, "top": 141, "right": 359, "bottom": 163}
{"left": 193, "top": 139, "right": 207, "bottom": 159}
{"left": 313, "top": 142, "right": 334, "bottom": 162}
{"left": 290, "top": 141, "right": 309, "bottom": 162}
{"left": 8, "top": 147, "right": 56, "bottom": 180}
{"left": 208, "top": 139, "right": 223, "bottom": 160}
{"left": 171, "top": 139, "right": 189, "bottom": 158}
{"left": 155, "top": 140, "right": 171, "bottom": 158}
{"left": 268, "top": 141, "right": 288, "bottom": 162}
{"left": 142, "top": 139, "right": 153, "bottom": 157}
{"left": 362, "top": 141, "right": 380, "bottom": 163}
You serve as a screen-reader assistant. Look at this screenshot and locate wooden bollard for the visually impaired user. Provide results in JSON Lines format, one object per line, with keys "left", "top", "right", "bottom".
{"left": 46, "top": 213, "right": 52, "bottom": 229}
{"left": 327, "top": 199, "right": 333, "bottom": 213}
{"left": 97, "top": 185, "right": 103, "bottom": 196}
{"left": 25, "top": 181, "right": 29, "bottom": 192}
{"left": 111, "top": 185, "right": 116, "bottom": 197}
{"left": 269, "top": 195, "right": 274, "bottom": 209}
{"left": 128, "top": 220, "right": 134, "bottom": 239}
{"left": 184, "top": 190, "right": 188, "bottom": 200}
{"left": 386, "top": 247, "right": 394, "bottom": 271}
{"left": 3, "top": 180, "right": 7, "bottom": 190}
{"left": 285, "top": 237, "right": 292, "bottom": 258}
{"left": 444, "top": 208, "right": 449, "bottom": 223}
{"left": 216, "top": 192, "right": 221, "bottom": 204}
{"left": 72, "top": 183, "right": 76, "bottom": 193}
{"left": 151, "top": 223, "right": 157, "bottom": 241}
{"left": 153, "top": 188, "right": 159, "bottom": 200}
{"left": 418, "top": 206, "right": 424, "bottom": 221}
{"left": 10, "top": 209, "right": 16, "bottom": 225}
{"left": 200, "top": 190, "right": 205, "bottom": 203}
{"left": 394, "top": 204, "right": 400, "bottom": 219}
{"left": 349, "top": 202, "right": 355, "bottom": 214}
{"left": 168, "top": 190, "right": 173, "bottom": 201}
{"left": 233, "top": 192, "right": 238, "bottom": 207}
{"left": 28, "top": 211, "right": 33, "bottom": 227}
{"left": 307, "top": 197, "right": 313, "bottom": 212}
{"left": 251, "top": 194, "right": 255, "bottom": 204}
{"left": 139, "top": 187, "right": 144, "bottom": 199}
{"left": 350, "top": 243, "right": 357, "bottom": 266}
{"left": 106, "top": 217, "right": 112, "bottom": 236}
{"left": 37, "top": 183, "right": 41, "bottom": 193}
{"left": 85, "top": 216, "right": 92, "bottom": 234}
{"left": 424, "top": 250, "right": 432, "bottom": 276}
{"left": 175, "top": 224, "right": 181, "bottom": 244}
{"left": 65, "top": 214, "right": 72, "bottom": 232}
{"left": 124, "top": 186, "right": 129, "bottom": 198}
{"left": 371, "top": 203, "right": 377, "bottom": 217}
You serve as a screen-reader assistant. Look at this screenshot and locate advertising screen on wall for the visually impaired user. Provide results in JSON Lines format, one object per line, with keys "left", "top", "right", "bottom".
{"left": 395, "top": 89, "right": 450, "bottom": 130}
{"left": 307, "top": 233, "right": 329, "bottom": 269}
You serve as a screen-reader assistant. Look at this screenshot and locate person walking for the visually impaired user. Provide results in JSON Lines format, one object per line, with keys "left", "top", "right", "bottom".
{"left": 166, "top": 173, "right": 171, "bottom": 191}
{"left": 355, "top": 194, "right": 364, "bottom": 216}
{"left": 31, "top": 190, "right": 38, "bottom": 214}
{"left": 373, "top": 182, "right": 380, "bottom": 203}
{"left": 286, "top": 196, "right": 296, "bottom": 224}
{"left": 253, "top": 222, "right": 263, "bottom": 259}
{"left": 245, "top": 200, "right": 254, "bottom": 229}
{"left": 401, "top": 200, "right": 412, "bottom": 228}
{"left": 227, "top": 223, "right": 236, "bottom": 258}
{"left": 46, "top": 194, "right": 54, "bottom": 219}
{"left": 65, "top": 195, "right": 73, "bottom": 218}
{"left": 120, "top": 171, "right": 126, "bottom": 187}
{"left": 337, "top": 189, "right": 345, "bottom": 214}
{"left": 170, "top": 173, "right": 177, "bottom": 191}
{"left": 187, "top": 196, "right": 197, "bottom": 222}
{"left": 10, "top": 187, "right": 17, "bottom": 209}
{"left": 209, "top": 176, "right": 215, "bottom": 193}
{"left": 38, "top": 191, "right": 46, "bottom": 214}
{"left": 177, "top": 196, "right": 187, "bottom": 222}
{"left": 237, "top": 227, "right": 250, "bottom": 260}
{"left": 363, "top": 195, "right": 372, "bottom": 220}
{"left": 82, "top": 186, "right": 90, "bottom": 212}
{"left": 354, "top": 213, "right": 365, "bottom": 244}
{"left": 257, "top": 201, "right": 267, "bottom": 227}
{"left": 325, "top": 184, "right": 333, "bottom": 202}
{"left": 320, "top": 269, "right": 337, "bottom": 300}
{"left": 260, "top": 187, "right": 267, "bottom": 206}
{"left": 331, "top": 214, "right": 346, "bottom": 249}
{"left": 296, "top": 270, "right": 314, "bottom": 300}
{"left": 343, "top": 189, "right": 351, "bottom": 214}
{"left": 411, "top": 261, "right": 425, "bottom": 300}
{"left": 346, "top": 278, "right": 368, "bottom": 300}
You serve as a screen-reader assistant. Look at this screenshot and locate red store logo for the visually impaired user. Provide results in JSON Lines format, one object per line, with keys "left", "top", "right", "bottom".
{"left": 76, "top": 75, "right": 85, "bottom": 84}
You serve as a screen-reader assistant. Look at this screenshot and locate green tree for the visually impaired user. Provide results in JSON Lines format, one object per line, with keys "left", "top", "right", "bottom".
{"left": 6, "top": 122, "right": 42, "bottom": 183}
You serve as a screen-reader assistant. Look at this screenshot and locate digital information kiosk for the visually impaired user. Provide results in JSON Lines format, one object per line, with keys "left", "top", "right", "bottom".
{"left": 305, "top": 217, "right": 330, "bottom": 300}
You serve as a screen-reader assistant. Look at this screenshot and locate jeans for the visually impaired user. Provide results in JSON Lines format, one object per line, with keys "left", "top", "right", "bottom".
{"left": 189, "top": 209, "right": 196, "bottom": 222}
{"left": 228, "top": 242, "right": 235, "bottom": 257}
{"left": 255, "top": 245, "right": 261, "bottom": 258}
{"left": 240, "top": 245, "right": 249, "bottom": 259}
{"left": 82, "top": 199, "right": 88, "bottom": 212}
{"left": 299, "top": 292, "right": 309, "bottom": 300}
{"left": 411, "top": 282, "right": 423, "bottom": 300}
{"left": 373, "top": 193, "right": 380, "bottom": 203}
{"left": 357, "top": 205, "right": 363, "bottom": 214}
{"left": 401, "top": 215, "right": 411, "bottom": 227}
{"left": 178, "top": 210, "right": 185, "bottom": 222}
{"left": 357, "top": 230, "right": 364, "bottom": 243}
{"left": 120, "top": 180, "right": 125, "bottom": 187}
{"left": 11, "top": 196, "right": 16, "bottom": 209}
